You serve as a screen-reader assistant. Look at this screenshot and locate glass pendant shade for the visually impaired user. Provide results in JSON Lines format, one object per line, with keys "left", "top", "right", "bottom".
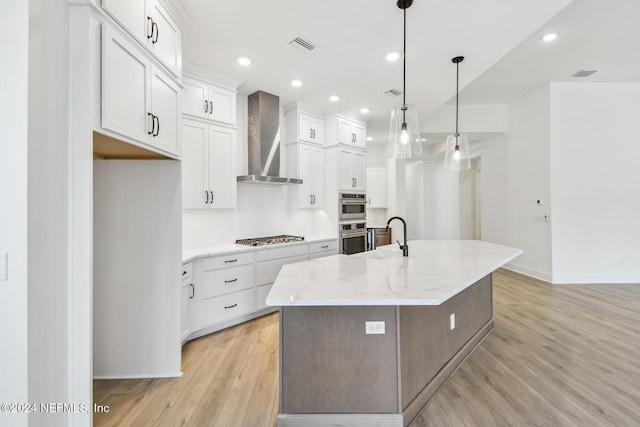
{"left": 388, "top": 105, "right": 422, "bottom": 159}
{"left": 443, "top": 133, "right": 470, "bottom": 171}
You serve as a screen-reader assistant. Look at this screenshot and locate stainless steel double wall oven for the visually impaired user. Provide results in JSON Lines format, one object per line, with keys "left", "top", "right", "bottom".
{"left": 338, "top": 193, "right": 367, "bottom": 255}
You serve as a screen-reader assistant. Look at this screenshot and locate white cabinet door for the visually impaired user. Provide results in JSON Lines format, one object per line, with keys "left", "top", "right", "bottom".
{"left": 102, "top": 0, "right": 146, "bottom": 42}
{"left": 181, "top": 281, "right": 191, "bottom": 342}
{"left": 353, "top": 123, "right": 366, "bottom": 148}
{"left": 337, "top": 119, "right": 353, "bottom": 145}
{"left": 102, "top": 25, "right": 150, "bottom": 144}
{"left": 298, "top": 113, "right": 324, "bottom": 145}
{"left": 146, "top": 0, "right": 182, "bottom": 77}
{"left": 182, "top": 77, "right": 236, "bottom": 126}
{"left": 208, "top": 125, "right": 236, "bottom": 208}
{"left": 208, "top": 86, "right": 236, "bottom": 126}
{"left": 298, "top": 145, "right": 313, "bottom": 208}
{"left": 337, "top": 148, "right": 366, "bottom": 191}
{"left": 352, "top": 151, "right": 366, "bottom": 191}
{"left": 366, "top": 167, "right": 387, "bottom": 207}
{"left": 182, "top": 121, "right": 208, "bottom": 209}
{"left": 310, "top": 147, "right": 324, "bottom": 207}
{"left": 182, "top": 121, "right": 236, "bottom": 209}
{"left": 182, "top": 78, "right": 209, "bottom": 119}
{"left": 338, "top": 148, "right": 354, "bottom": 189}
{"left": 150, "top": 66, "right": 180, "bottom": 155}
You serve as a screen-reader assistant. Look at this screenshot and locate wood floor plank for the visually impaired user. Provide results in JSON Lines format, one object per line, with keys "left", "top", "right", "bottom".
{"left": 94, "top": 269, "right": 640, "bottom": 427}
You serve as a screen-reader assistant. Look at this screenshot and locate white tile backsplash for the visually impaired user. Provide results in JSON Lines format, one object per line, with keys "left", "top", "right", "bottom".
{"left": 183, "top": 183, "right": 335, "bottom": 249}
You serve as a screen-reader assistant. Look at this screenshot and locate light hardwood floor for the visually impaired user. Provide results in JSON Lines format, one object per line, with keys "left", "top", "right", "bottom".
{"left": 94, "top": 269, "right": 640, "bottom": 426}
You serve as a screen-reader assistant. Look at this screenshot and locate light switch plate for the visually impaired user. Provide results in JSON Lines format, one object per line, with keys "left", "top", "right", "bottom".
{"left": 0, "top": 252, "right": 7, "bottom": 281}
{"left": 365, "top": 321, "right": 385, "bottom": 334}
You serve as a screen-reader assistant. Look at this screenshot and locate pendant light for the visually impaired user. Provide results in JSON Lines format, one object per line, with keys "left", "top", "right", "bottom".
{"left": 444, "top": 56, "right": 470, "bottom": 171}
{"left": 388, "top": 0, "right": 422, "bottom": 160}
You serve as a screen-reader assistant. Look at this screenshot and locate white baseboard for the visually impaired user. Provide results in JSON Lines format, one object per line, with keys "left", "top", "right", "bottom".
{"left": 551, "top": 274, "right": 640, "bottom": 285}
{"left": 503, "top": 263, "right": 552, "bottom": 283}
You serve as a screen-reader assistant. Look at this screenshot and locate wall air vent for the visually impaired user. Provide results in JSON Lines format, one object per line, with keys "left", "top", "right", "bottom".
{"left": 385, "top": 88, "right": 402, "bottom": 97}
{"left": 572, "top": 70, "right": 597, "bottom": 78}
{"left": 288, "top": 35, "right": 318, "bottom": 53}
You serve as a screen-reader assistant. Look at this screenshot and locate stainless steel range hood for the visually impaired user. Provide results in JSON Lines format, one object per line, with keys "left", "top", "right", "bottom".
{"left": 237, "top": 90, "right": 302, "bottom": 184}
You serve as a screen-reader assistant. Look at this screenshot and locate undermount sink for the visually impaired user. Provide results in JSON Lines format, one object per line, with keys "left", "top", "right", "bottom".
{"left": 360, "top": 249, "right": 402, "bottom": 260}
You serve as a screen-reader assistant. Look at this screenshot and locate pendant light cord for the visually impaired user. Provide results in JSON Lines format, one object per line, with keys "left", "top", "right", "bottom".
{"left": 402, "top": 7, "right": 407, "bottom": 123}
{"left": 455, "top": 60, "right": 459, "bottom": 137}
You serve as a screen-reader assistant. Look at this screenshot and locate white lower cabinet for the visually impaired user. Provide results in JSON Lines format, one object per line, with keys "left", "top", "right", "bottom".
{"left": 183, "top": 240, "right": 338, "bottom": 342}
{"left": 202, "top": 288, "right": 255, "bottom": 326}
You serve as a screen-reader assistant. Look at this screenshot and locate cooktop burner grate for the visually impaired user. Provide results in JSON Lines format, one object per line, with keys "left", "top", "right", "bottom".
{"left": 235, "top": 235, "right": 305, "bottom": 247}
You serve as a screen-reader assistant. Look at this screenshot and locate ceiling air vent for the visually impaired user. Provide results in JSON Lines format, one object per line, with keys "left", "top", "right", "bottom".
{"left": 288, "top": 35, "right": 317, "bottom": 53}
{"left": 385, "top": 88, "right": 402, "bottom": 97}
{"left": 572, "top": 70, "right": 597, "bottom": 78}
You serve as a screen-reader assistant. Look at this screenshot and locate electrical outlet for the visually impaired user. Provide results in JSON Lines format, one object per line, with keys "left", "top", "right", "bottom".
{"left": 365, "top": 321, "right": 385, "bottom": 335}
{"left": 449, "top": 313, "right": 455, "bottom": 330}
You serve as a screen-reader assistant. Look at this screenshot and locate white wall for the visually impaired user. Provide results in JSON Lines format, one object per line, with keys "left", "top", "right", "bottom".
{"left": 94, "top": 161, "right": 182, "bottom": 378}
{"left": 405, "top": 160, "right": 424, "bottom": 239}
{"left": 550, "top": 82, "right": 640, "bottom": 283}
{"left": 0, "top": 3, "right": 29, "bottom": 426}
{"left": 477, "top": 85, "right": 552, "bottom": 281}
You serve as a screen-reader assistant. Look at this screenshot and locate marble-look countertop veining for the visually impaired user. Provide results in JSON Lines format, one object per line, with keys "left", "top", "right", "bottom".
{"left": 182, "top": 234, "right": 337, "bottom": 264}
{"left": 266, "top": 240, "right": 522, "bottom": 306}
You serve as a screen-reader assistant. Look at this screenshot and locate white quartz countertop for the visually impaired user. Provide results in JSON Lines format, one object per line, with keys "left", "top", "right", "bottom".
{"left": 182, "top": 234, "right": 337, "bottom": 264}
{"left": 266, "top": 240, "right": 523, "bottom": 306}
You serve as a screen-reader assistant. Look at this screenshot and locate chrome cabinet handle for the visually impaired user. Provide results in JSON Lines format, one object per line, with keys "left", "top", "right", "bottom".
{"left": 153, "top": 115, "right": 159, "bottom": 136}
{"left": 321, "top": 245, "right": 329, "bottom": 249}
{"left": 224, "top": 259, "right": 238, "bottom": 263}
{"left": 224, "top": 303, "right": 238, "bottom": 309}
{"left": 204, "top": 100, "right": 208, "bottom": 113}
{"left": 224, "top": 278, "right": 238, "bottom": 283}
{"left": 209, "top": 191, "right": 213, "bottom": 203}
{"left": 209, "top": 101, "right": 213, "bottom": 115}
{"left": 310, "top": 194, "right": 313, "bottom": 205}
{"left": 152, "top": 22, "right": 158, "bottom": 43}
{"left": 190, "top": 284, "right": 194, "bottom": 299}
{"left": 205, "top": 190, "right": 209, "bottom": 204}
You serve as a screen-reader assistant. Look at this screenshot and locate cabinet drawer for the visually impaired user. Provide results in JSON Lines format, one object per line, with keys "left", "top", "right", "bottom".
{"left": 256, "top": 244, "right": 308, "bottom": 262}
{"left": 256, "top": 254, "right": 308, "bottom": 286}
{"left": 203, "top": 252, "right": 254, "bottom": 270}
{"left": 309, "top": 240, "right": 338, "bottom": 254}
{"left": 256, "top": 284, "right": 273, "bottom": 311}
{"left": 309, "top": 249, "right": 338, "bottom": 260}
{"left": 203, "top": 264, "right": 254, "bottom": 299}
{"left": 202, "top": 288, "right": 254, "bottom": 326}
{"left": 181, "top": 262, "right": 193, "bottom": 281}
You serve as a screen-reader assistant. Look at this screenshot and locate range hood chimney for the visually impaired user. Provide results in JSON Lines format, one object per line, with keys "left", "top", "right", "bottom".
{"left": 237, "top": 90, "right": 302, "bottom": 184}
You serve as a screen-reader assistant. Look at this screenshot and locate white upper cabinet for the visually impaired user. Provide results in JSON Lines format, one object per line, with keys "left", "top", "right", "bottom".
{"left": 284, "top": 104, "right": 324, "bottom": 146}
{"left": 182, "top": 120, "right": 236, "bottom": 209}
{"left": 289, "top": 144, "right": 324, "bottom": 209}
{"left": 182, "top": 76, "right": 237, "bottom": 126}
{"left": 338, "top": 147, "right": 366, "bottom": 191}
{"left": 102, "top": 23, "right": 180, "bottom": 156}
{"left": 102, "top": 0, "right": 182, "bottom": 77}
{"left": 337, "top": 118, "right": 366, "bottom": 147}
{"left": 296, "top": 113, "right": 324, "bottom": 145}
{"left": 366, "top": 167, "right": 387, "bottom": 208}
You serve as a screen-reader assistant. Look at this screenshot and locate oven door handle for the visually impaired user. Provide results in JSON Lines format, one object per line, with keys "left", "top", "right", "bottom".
{"left": 341, "top": 230, "right": 368, "bottom": 238}
{"left": 340, "top": 199, "right": 366, "bottom": 205}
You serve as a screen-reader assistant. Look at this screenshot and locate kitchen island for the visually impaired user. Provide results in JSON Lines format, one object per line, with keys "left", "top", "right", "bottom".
{"left": 266, "top": 240, "right": 522, "bottom": 427}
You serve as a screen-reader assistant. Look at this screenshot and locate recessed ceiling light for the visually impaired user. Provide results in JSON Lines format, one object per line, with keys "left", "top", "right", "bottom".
{"left": 386, "top": 51, "right": 401, "bottom": 61}
{"left": 360, "top": 107, "right": 370, "bottom": 114}
{"left": 237, "top": 56, "right": 252, "bottom": 66}
{"left": 329, "top": 95, "right": 340, "bottom": 102}
{"left": 421, "top": 138, "right": 426, "bottom": 141}
{"left": 366, "top": 137, "right": 373, "bottom": 141}
{"left": 542, "top": 33, "right": 557, "bottom": 42}
{"left": 291, "top": 79, "right": 303, "bottom": 87}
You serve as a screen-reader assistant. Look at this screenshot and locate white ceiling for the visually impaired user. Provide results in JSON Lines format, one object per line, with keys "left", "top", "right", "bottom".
{"left": 178, "top": 0, "right": 638, "bottom": 145}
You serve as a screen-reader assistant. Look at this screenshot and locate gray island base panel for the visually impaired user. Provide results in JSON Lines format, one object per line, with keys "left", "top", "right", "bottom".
{"left": 277, "top": 275, "right": 493, "bottom": 427}
{"left": 268, "top": 240, "right": 523, "bottom": 426}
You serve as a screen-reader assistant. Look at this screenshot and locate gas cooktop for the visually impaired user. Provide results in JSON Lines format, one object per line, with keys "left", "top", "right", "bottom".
{"left": 235, "top": 235, "right": 305, "bottom": 247}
